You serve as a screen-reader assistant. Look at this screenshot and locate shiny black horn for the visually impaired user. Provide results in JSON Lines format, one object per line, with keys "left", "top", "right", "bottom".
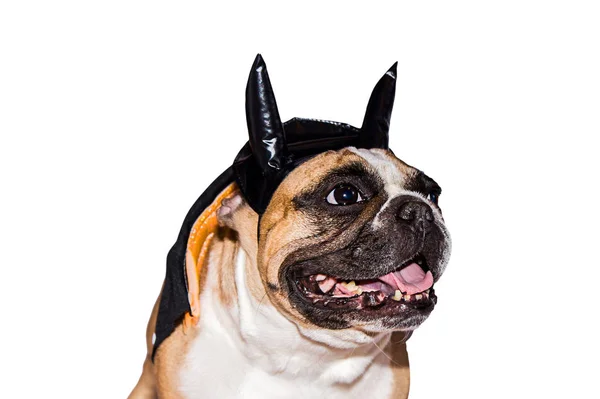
{"left": 245, "top": 54, "right": 286, "bottom": 175}
{"left": 360, "top": 62, "right": 398, "bottom": 149}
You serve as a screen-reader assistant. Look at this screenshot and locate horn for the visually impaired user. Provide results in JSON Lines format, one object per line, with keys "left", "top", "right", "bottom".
{"left": 245, "top": 54, "right": 286, "bottom": 174}
{"left": 360, "top": 62, "right": 398, "bottom": 149}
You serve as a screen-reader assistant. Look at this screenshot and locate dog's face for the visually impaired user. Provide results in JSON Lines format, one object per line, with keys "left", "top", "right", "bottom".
{"left": 257, "top": 147, "right": 451, "bottom": 334}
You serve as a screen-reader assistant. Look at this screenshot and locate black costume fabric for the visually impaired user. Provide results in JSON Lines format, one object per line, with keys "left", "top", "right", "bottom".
{"left": 153, "top": 55, "right": 397, "bottom": 358}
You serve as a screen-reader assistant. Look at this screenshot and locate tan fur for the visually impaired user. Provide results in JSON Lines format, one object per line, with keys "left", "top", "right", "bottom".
{"left": 153, "top": 325, "right": 196, "bottom": 399}
{"left": 128, "top": 265, "right": 206, "bottom": 399}
{"left": 213, "top": 229, "right": 239, "bottom": 307}
{"left": 388, "top": 332, "right": 411, "bottom": 399}
{"left": 128, "top": 289, "right": 161, "bottom": 399}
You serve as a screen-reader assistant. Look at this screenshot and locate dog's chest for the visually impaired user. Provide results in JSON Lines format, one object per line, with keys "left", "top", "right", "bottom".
{"left": 178, "top": 325, "right": 394, "bottom": 399}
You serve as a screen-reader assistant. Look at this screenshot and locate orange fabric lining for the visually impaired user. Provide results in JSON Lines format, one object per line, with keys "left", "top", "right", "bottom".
{"left": 183, "top": 182, "right": 238, "bottom": 330}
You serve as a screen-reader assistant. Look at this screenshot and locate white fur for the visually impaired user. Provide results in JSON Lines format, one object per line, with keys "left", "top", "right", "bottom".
{"left": 178, "top": 248, "right": 394, "bottom": 399}
{"left": 349, "top": 148, "right": 412, "bottom": 228}
{"left": 349, "top": 148, "right": 439, "bottom": 221}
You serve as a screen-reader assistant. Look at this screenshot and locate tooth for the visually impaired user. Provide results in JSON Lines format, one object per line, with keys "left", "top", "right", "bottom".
{"left": 423, "top": 291, "right": 429, "bottom": 298}
{"left": 415, "top": 294, "right": 423, "bottom": 300}
{"left": 318, "top": 278, "right": 336, "bottom": 294}
{"left": 346, "top": 281, "right": 356, "bottom": 290}
{"left": 356, "top": 288, "right": 363, "bottom": 295}
{"left": 404, "top": 294, "right": 411, "bottom": 301}
{"left": 315, "top": 274, "right": 327, "bottom": 282}
{"left": 393, "top": 290, "right": 402, "bottom": 301}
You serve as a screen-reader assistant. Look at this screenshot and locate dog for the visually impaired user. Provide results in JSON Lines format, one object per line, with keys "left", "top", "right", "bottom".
{"left": 129, "top": 55, "right": 451, "bottom": 399}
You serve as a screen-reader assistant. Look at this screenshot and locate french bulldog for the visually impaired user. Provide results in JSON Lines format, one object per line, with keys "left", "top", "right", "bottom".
{"left": 129, "top": 55, "right": 451, "bottom": 399}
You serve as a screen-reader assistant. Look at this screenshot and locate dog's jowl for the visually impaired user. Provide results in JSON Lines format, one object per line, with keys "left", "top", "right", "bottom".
{"left": 129, "top": 55, "right": 451, "bottom": 399}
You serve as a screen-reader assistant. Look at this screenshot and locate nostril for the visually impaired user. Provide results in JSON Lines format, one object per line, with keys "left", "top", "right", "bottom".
{"left": 399, "top": 205, "right": 415, "bottom": 221}
{"left": 425, "top": 209, "right": 433, "bottom": 221}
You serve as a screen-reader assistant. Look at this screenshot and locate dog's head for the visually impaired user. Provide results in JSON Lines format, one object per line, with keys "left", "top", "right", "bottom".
{"left": 226, "top": 55, "right": 451, "bottom": 339}
{"left": 258, "top": 147, "right": 451, "bottom": 335}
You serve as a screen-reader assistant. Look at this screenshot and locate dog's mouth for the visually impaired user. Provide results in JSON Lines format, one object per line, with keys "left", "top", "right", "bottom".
{"left": 290, "top": 254, "right": 437, "bottom": 311}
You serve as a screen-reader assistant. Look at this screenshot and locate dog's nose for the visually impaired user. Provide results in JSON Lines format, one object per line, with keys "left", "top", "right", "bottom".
{"left": 398, "top": 201, "right": 434, "bottom": 225}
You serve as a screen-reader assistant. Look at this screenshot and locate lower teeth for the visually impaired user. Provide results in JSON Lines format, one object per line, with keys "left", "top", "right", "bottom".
{"left": 391, "top": 289, "right": 430, "bottom": 302}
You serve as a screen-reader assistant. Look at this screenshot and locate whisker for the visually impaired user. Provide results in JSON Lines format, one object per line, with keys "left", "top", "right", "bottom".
{"left": 254, "top": 292, "right": 268, "bottom": 317}
{"left": 372, "top": 336, "right": 402, "bottom": 367}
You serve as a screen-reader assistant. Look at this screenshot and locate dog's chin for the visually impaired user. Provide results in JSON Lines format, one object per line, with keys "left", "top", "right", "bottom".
{"left": 282, "top": 253, "right": 438, "bottom": 332}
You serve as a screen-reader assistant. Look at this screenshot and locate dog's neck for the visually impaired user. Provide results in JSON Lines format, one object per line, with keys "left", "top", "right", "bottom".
{"left": 233, "top": 244, "right": 391, "bottom": 381}
{"left": 184, "top": 226, "right": 395, "bottom": 393}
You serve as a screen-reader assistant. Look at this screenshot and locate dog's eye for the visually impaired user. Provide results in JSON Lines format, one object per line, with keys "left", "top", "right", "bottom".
{"left": 427, "top": 193, "right": 439, "bottom": 205}
{"left": 326, "top": 185, "right": 364, "bottom": 206}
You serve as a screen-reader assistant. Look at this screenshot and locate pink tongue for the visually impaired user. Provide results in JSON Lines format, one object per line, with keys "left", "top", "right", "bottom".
{"left": 379, "top": 263, "right": 433, "bottom": 295}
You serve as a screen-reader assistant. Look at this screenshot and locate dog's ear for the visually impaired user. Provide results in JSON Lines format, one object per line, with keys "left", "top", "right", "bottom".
{"left": 217, "top": 192, "right": 259, "bottom": 256}
{"left": 360, "top": 62, "right": 397, "bottom": 150}
{"left": 245, "top": 54, "right": 287, "bottom": 176}
{"left": 184, "top": 184, "right": 239, "bottom": 323}
{"left": 216, "top": 192, "right": 245, "bottom": 228}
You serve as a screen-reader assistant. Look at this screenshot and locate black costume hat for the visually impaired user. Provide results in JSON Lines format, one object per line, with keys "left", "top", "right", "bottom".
{"left": 153, "top": 54, "right": 397, "bottom": 357}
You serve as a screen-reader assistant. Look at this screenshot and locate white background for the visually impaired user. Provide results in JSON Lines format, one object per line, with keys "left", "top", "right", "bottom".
{"left": 1, "top": 1, "right": 599, "bottom": 398}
